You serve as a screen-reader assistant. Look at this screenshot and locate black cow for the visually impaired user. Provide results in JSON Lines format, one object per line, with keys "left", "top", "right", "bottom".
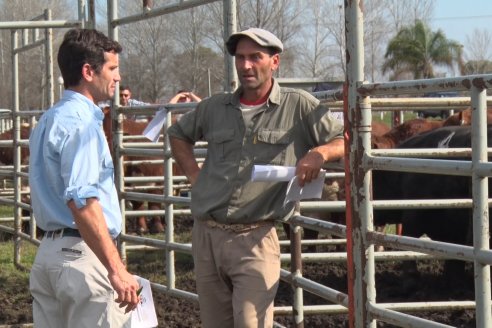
{"left": 372, "top": 125, "right": 490, "bottom": 275}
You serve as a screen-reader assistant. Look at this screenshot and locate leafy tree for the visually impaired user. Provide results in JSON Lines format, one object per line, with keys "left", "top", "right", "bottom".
{"left": 382, "top": 20, "right": 463, "bottom": 80}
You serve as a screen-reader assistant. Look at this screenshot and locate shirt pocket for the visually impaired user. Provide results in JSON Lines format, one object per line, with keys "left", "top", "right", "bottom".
{"left": 210, "top": 128, "right": 239, "bottom": 161}
{"left": 254, "top": 128, "right": 291, "bottom": 165}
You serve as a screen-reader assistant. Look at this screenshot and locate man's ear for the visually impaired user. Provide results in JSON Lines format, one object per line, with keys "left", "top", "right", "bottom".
{"left": 81, "top": 63, "right": 94, "bottom": 82}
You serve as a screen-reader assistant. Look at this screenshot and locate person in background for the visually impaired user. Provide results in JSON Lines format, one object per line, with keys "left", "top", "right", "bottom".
{"left": 169, "top": 90, "right": 202, "bottom": 104}
{"left": 167, "top": 27, "right": 344, "bottom": 327}
{"left": 168, "top": 90, "right": 202, "bottom": 124}
{"left": 28, "top": 28, "right": 140, "bottom": 327}
{"left": 120, "top": 84, "right": 150, "bottom": 121}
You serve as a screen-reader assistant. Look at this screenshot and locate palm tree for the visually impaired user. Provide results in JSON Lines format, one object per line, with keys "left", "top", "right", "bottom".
{"left": 382, "top": 20, "right": 464, "bottom": 80}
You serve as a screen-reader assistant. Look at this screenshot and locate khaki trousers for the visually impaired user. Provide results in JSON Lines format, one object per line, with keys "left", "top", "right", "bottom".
{"left": 30, "top": 236, "right": 131, "bottom": 328}
{"left": 192, "top": 219, "right": 281, "bottom": 328}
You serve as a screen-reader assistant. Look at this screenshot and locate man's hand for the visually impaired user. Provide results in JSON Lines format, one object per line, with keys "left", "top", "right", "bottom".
{"left": 295, "top": 150, "right": 324, "bottom": 187}
{"left": 109, "top": 268, "right": 141, "bottom": 313}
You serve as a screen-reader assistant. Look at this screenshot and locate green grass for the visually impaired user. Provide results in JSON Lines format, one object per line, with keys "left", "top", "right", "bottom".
{"left": 0, "top": 204, "right": 14, "bottom": 218}
{"left": 0, "top": 240, "right": 36, "bottom": 277}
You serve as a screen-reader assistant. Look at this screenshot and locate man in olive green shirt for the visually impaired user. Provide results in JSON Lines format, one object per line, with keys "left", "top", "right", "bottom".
{"left": 167, "top": 28, "right": 344, "bottom": 328}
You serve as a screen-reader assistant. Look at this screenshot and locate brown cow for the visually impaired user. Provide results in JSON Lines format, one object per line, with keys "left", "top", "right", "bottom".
{"left": 372, "top": 118, "right": 444, "bottom": 149}
{"left": 0, "top": 124, "right": 31, "bottom": 165}
{"left": 371, "top": 121, "right": 391, "bottom": 137}
{"left": 443, "top": 107, "right": 492, "bottom": 126}
{"left": 103, "top": 110, "right": 165, "bottom": 234}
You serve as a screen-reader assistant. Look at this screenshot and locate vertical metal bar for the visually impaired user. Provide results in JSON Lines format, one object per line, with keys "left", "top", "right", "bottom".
{"left": 78, "top": 0, "right": 86, "bottom": 28}
{"left": 222, "top": 0, "right": 237, "bottom": 92}
{"left": 290, "top": 223, "right": 304, "bottom": 328}
{"left": 207, "top": 68, "right": 212, "bottom": 97}
{"left": 11, "top": 30, "right": 21, "bottom": 267}
{"left": 345, "top": 0, "right": 375, "bottom": 327}
{"left": 88, "top": 0, "right": 96, "bottom": 29}
{"left": 165, "top": 108, "right": 175, "bottom": 289}
{"left": 107, "top": 0, "right": 127, "bottom": 262}
{"left": 44, "top": 9, "right": 54, "bottom": 108}
{"left": 470, "top": 84, "right": 492, "bottom": 328}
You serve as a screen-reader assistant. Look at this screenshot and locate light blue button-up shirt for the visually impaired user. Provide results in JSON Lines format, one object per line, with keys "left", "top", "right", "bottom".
{"left": 29, "top": 90, "right": 122, "bottom": 238}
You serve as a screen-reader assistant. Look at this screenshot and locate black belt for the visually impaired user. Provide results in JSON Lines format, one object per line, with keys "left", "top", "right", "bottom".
{"left": 44, "top": 228, "right": 81, "bottom": 239}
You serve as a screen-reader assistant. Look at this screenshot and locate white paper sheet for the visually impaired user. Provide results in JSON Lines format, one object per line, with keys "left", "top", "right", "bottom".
{"left": 251, "top": 165, "right": 296, "bottom": 182}
{"left": 284, "top": 171, "right": 325, "bottom": 206}
{"left": 251, "top": 165, "right": 325, "bottom": 205}
{"left": 143, "top": 107, "right": 167, "bottom": 143}
{"left": 131, "top": 276, "right": 158, "bottom": 328}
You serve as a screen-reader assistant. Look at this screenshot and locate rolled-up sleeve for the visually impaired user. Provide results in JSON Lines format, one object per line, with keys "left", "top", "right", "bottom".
{"left": 61, "top": 124, "right": 102, "bottom": 208}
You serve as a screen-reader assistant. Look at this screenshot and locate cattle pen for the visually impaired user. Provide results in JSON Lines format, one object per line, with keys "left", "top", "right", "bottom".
{"left": 1, "top": 0, "right": 492, "bottom": 327}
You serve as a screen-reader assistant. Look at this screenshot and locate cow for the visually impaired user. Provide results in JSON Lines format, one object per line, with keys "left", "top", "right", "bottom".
{"left": 0, "top": 124, "right": 37, "bottom": 235}
{"left": 372, "top": 125, "right": 490, "bottom": 276}
{"left": 372, "top": 118, "right": 444, "bottom": 149}
{"left": 103, "top": 110, "right": 165, "bottom": 235}
{"left": 442, "top": 107, "right": 492, "bottom": 127}
{"left": 0, "top": 124, "right": 31, "bottom": 165}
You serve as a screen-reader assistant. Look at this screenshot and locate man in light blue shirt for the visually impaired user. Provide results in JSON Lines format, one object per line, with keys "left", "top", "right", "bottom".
{"left": 29, "top": 28, "right": 140, "bottom": 327}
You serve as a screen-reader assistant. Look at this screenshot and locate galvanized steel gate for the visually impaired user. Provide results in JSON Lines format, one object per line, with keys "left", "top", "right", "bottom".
{"left": 345, "top": 1, "right": 492, "bottom": 327}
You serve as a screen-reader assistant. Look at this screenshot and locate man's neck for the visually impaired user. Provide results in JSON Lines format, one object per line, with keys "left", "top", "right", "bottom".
{"left": 240, "top": 80, "right": 273, "bottom": 105}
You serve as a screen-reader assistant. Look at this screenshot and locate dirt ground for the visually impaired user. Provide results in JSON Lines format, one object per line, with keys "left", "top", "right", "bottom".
{"left": 0, "top": 218, "right": 478, "bottom": 327}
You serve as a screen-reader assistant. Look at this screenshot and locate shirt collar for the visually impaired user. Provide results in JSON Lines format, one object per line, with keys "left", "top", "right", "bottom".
{"left": 62, "top": 90, "right": 105, "bottom": 121}
{"left": 227, "top": 78, "right": 281, "bottom": 108}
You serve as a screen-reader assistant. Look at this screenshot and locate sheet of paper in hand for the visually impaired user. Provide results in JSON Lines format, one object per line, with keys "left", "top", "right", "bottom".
{"left": 251, "top": 165, "right": 296, "bottom": 182}
{"left": 283, "top": 170, "right": 325, "bottom": 206}
{"left": 131, "top": 276, "right": 158, "bottom": 328}
{"left": 143, "top": 107, "right": 167, "bottom": 143}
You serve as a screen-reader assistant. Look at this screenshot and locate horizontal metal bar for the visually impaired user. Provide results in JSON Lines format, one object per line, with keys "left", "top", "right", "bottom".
{"left": 368, "top": 232, "right": 480, "bottom": 263}
{"left": 372, "top": 199, "right": 473, "bottom": 210}
{"left": 370, "top": 149, "right": 474, "bottom": 158}
{"left": 13, "top": 38, "right": 46, "bottom": 54}
{"left": 369, "top": 303, "right": 455, "bottom": 328}
{"left": 367, "top": 156, "right": 473, "bottom": 176}
{"left": 359, "top": 74, "right": 492, "bottom": 96}
{"left": 112, "top": 0, "right": 219, "bottom": 27}
{"left": 0, "top": 20, "right": 81, "bottom": 29}
{"left": 281, "top": 269, "right": 349, "bottom": 307}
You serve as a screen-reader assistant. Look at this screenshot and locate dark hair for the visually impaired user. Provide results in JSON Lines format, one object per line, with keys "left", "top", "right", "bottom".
{"left": 57, "top": 28, "right": 122, "bottom": 88}
{"left": 120, "top": 85, "right": 131, "bottom": 92}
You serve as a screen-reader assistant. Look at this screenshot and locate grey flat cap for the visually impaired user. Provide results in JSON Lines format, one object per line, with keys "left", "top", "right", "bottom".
{"left": 226, "top": 28, "right": 283, "bottom": 55}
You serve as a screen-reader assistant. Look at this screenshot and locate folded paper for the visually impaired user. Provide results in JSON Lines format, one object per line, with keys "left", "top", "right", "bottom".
{"left": 131, "top": 276, "right": 158, "bottom": 328}
{"left": 143, "top": 107, "right": 167, "bottom": 143}
{"left": 251, "top": 165, "right": 325, "bottom": 205}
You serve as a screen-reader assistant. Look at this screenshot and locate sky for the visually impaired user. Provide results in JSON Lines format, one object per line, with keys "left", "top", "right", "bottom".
{"left": 431, "top": 0, "right": 492, "bottom": 46}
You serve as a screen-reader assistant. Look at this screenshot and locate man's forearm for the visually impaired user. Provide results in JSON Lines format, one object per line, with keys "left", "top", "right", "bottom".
{"left": 67, "top": 198, "right": 125, "bottom": 275}
{"left": 310, "top": 138, "right": 345, "bottom": 163}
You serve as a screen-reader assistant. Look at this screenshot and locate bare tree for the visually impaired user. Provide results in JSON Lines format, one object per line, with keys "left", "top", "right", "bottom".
{"left": 167, "top": 6, "right": 224, "bottom": 97}
{"left": 383, "top": 0, "right": 435, "bottom": 32}
{"left": 117, "top": 0, "right": 175, "bottom": 102}
{"left": 364, "top": 1, "right": 390, "bottom": 82}
{"left": 463, "top": 28, "right": 492, "bottom": 74}
{"left": 0, "top": 0, "right": 71, "bottom": 110}
{"left": 296, "top": 0, "right": 337, "bottom": 79}
{"left": 236, "top": 0, "right": 303, "bottom": 76}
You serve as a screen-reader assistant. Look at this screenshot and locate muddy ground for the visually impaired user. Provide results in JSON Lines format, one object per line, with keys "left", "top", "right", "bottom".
{"left": 0, "top": 217, "right": 478, "bottom": 327}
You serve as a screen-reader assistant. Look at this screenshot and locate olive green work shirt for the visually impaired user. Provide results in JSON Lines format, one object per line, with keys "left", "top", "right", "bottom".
{"left": 167, "top": 79, "right": 344, "bottom": 224}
